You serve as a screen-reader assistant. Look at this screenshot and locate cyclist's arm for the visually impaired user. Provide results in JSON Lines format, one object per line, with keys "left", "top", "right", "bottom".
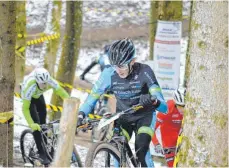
{"left": 22, "top": 84, "right": 36, "bottom": 125}
{"left": 81, "top": 60, "right": 98, "bottom": 77}
{"left": 143, "top": 65, "right": 168, "bottom": 114}
{"left": 48, "top": 77, "right": 70, "bottom": 99}
{"left": 79, "top": 67, "right": 113, "bottom": 116}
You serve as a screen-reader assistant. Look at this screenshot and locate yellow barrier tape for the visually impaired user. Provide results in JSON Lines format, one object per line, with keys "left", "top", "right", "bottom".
{"left": 17, "top": 33, "right": 27, "bottom": 38}
{"left": 14, "top": 93, "right": 62, "bottom": 112}
{"left": 58, "top": 81, "right": 112, "bottom": 98}
{"left": 173, "top": 119, "right": 184, "bottom": 167}
{"left": 46, "top": 104, "right": 63, "bottom": 112}
{"left": 26, "top": 33, "right": 60, "bottom": 46}
{"left": 0, "top": 111, "right": 13, "bottom": 124}
{"left": 15, "top": 33, "right": 60, "bottom": 53}
{"left": 88, "top": 114, "right": 102, "bottom": 119}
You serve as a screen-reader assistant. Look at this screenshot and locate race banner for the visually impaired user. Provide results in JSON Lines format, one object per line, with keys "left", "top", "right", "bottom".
{"left": 154, "top": 20, "right": 182, "bottom": 99}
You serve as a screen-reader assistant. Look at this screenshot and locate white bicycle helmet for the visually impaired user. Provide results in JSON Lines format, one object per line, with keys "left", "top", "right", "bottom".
{"left": 34, "top": 68, "right": 50, "bottom": 84}
{"left": 173, "top": 88, "right": 186, "bottom": 106}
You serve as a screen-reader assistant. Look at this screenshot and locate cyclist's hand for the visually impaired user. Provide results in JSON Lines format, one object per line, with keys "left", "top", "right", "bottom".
{"left": 139, "top": 94, "right": 160, "bottom": 108}
{"left": 29, "top": 123, "right": 41, "bottom": 131}
{"left": 139, "top": 94, "right": 153, "bottom": 107}
{"left": 79, "top": 75, "right": 85, "bottom": 80}
{"left": 154, "top": 144, "right": 163, "bottom": 154}
{"left": 151, "top": 95, "right": 161, "bottom": 107}
{"left": 77, "top": 111, "right": 85, "bottom": 127}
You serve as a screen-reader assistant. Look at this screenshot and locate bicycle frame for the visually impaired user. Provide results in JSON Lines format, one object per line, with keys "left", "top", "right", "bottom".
{"left": 96, "top": 104, "right": 144, "bottom": 167}
{"left": 109, "top": 134, "right": 140, "bottom": 167}
{"left": 40, "top": 120, "right": 59, "bottom": 160}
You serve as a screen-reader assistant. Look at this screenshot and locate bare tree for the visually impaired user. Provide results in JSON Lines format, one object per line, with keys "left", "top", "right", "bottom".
{"left": 180, "top": 1, "right": 228, "bottom": 167}
{"left": 44, "top": 1, "right": 62, "bottom": 77}
{"left": 51, "top": 1, "right": 83, "bottom": 119}
{"left": 149, "top": 1, "right": 158, "bottom": 60}
{"left": 15, "top": 1, "right": 26, "bottom": 91}
{"left": 0, "top": 1, "right": 16, "bottom": 166}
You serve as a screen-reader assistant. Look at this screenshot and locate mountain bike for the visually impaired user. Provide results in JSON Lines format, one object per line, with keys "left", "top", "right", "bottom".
{"left": 20, "top": 119, "right": 83, "bottom": 167}
{"left": 85, "top": 104, "right": 144, "bottom": 167}
{"left": 76, "top": 91, "right": 112, "bottom": 142}
{"left": 77, "top": 111, "right": 111, "bottom": 143}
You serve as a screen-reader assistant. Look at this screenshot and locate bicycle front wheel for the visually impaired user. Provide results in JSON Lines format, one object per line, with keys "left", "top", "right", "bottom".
{"left": 20, "top": 129, "right": 38, "bottom": 165}
{"left": 85, "top": 142, "right": 121, "bottom": 167}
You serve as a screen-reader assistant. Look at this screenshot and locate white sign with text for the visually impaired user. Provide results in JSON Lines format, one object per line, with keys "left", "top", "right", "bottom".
{"left": 154, "top": 20, "right": 182, "bottom": 99}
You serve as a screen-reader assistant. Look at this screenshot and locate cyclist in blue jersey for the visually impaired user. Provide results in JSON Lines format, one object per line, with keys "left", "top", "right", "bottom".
{"left": 79, "top": 45, "right": 111, "bottom": 81}
{"left": 79, "top": 45, "right": 112, "bottom": 108}
{"left": 77, "top": 38, "right": 168, "bottom": 167}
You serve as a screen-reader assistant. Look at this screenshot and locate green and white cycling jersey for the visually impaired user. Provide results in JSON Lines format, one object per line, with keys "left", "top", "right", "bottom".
{"left": 21, "top": 70, "right": 69, "bottom": 125}
{"left": 21, "top": 70, "right": 69, "bottom": 100}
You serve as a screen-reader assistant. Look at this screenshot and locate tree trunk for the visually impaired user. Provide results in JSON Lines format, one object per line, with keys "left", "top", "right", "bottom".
{"left": 15, "top": 1, "right": 26, "bottom": 90}
{"left": 149, "top": 1, "right": 158, "bottom": 60}
{"left": 149, "top": 1, "right": 182, "bottom": 60}
{"left": 52, "top": 98, "right": 80, "bottom": 167}
{"left": 180, "top": 1, "right": 228, "bottom": 167}
{"left": 0, "top": 1, "right": 16, "bottom": 166}
{"left": 44, "top": 1, "right": 62, "bottom": 77}
{"left": 157, "top": 1, "right": 182, "bottom": 21}
{"left": 51, "top": 1, "right": 83, "bottom": 119}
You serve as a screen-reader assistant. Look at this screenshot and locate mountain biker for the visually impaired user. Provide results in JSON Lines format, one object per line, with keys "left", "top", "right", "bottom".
{"left": 152, "top": 88, "right": 186, "bottom": 167}
{"left": 79, "top": 44, "right": 111, "bottom": 81}
{"left": 80, "top": 44, "right": 112, "bottom": 109}
{"left": 77, "top": 38, "right": 168, "bottom": 167}
{"left": 21, "top": 67, "right": 69, "bottom": 165}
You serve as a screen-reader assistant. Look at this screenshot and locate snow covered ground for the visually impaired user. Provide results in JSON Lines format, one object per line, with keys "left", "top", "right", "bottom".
{"left": 26, "top": 1, "right": 190, "bottom": 30}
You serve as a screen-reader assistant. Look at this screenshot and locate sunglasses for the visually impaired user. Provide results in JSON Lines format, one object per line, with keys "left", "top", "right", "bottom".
{"left": 112, "top": 64, "right": 129, "bottom": 70}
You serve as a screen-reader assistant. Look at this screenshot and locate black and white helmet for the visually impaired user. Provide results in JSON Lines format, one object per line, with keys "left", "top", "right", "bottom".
{"left": 34, "top": 68, "right": 50, "bottom": 84}
{"left": 108, "top": 38, "right": 136, "bottom": 66}
{"left": 173, "top": 88, "right": 186, "bottom": 106}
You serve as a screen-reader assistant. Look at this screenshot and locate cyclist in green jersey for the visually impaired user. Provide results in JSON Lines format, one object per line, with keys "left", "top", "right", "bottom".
{"left": 21, "top": 67, "right": 69, "bottom": 165}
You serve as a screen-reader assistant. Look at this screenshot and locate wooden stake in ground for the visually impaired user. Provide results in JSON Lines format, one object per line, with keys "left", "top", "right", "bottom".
{"left": 52, "top": 98, "right": 80, "bottom": 167}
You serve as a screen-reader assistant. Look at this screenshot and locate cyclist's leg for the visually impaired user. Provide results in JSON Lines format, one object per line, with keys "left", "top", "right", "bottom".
{"left": 36, "top": 95, "right": 47, "bottom": 144}
{"left": 36, "top": 95, "right": 47, "bottom": 124}
{"left": 112, "top": 119, "right": 133, "bottom": 167}
{"left": 161, "top": 129, "right": 179, "bottom": 167}
{"left": 30, "top": 96, "right": 49, "bottom": 164}
{"left": 135, "top": 112, "right": 155, "bottom": 168}
{"left": 30, "top": 98, "right": 42, "bottom": 152}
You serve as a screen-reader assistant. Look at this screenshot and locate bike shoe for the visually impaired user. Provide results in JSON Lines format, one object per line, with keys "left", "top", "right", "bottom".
{"left": 39, "top": 154, "right": 51, "bottom": 166}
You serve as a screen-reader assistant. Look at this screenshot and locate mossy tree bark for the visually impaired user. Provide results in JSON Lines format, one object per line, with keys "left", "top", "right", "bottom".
{"left": 51, "top": 1, "right": 83, "bottom": 119}
{"left": 0, "top": 1, "right": 16, "bottom": 166}
{"left": 15, "top": 1, "right": 26, "bottom": 89}
{"left": 180, "top": 1, "right": 228, "bottom": 167}
{"left": 44, "top": 1, "right": 62, "bottom": 77}
{"left": 157, "top": 1, "right": 182, "bottom": 21}
{"left": 149, "top": 1, "right": 182, "bottom": 60}
{"left": 149, "top": 1, "right": 158, "bottom": 60}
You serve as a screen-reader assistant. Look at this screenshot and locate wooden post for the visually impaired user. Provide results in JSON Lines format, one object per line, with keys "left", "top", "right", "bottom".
{"left": 52, "top": 98, "right": 80, "bottom": 167}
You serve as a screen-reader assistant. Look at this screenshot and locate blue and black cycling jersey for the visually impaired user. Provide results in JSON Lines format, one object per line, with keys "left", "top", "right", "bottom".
{"left": 80, "top": 62, "right": 167, "bottom": 167}
{"left": 80, "top": 62, "right": 167, "bottom": 117}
